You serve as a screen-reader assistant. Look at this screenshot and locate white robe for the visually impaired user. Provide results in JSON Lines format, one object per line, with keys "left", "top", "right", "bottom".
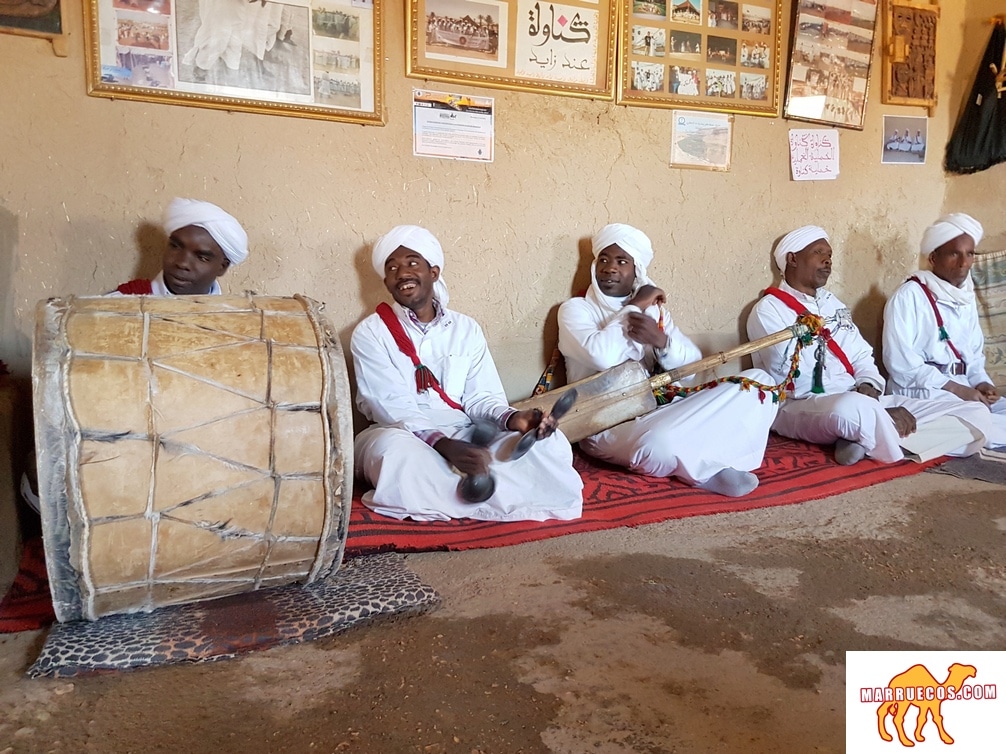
{"left": 351, "top": 302, "right": 583, "bottom": 522}
{"left": 883, "top": 272, "right": 1006, "bottom": 447}
{"left": 557, "top": 292, "right": 778, "bottom": 484}
{"left": 747, "top": 280, "right": 990, "bottom": 462}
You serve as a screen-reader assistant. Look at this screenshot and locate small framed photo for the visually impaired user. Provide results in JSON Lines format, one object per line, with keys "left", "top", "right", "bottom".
{"left": 669, "top": 109, "right": 733, "bottom": 171}
{"left": 882, "top": 114, "right": 927, "bottom": 164}
{"left": 617, "top": 0, "right": 788, "bottom": 118}
{"left": 407, "top": 0, "right": 617, "bottom": 100}
{"left": 83, "top": 0, "right": 384, "bottom": 125}
{"left": 1, "top": 0, "right": 68, "bottom": 55}
{"left": 783, "top": 0, "right": 879, "bottom": 130}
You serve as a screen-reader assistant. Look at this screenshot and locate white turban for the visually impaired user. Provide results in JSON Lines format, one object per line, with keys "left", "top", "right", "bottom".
{"left": 163, "top": 198, "right": 249, "bottom": 266}
{"left": 921, "top": 213, "right": 984, "bottom": 255}
{"left": 773, "top": 225, "right": 829, "bottom": 271}
{"left": 591, "top": 223, "right": 656, "bottom": 290}
{"left": 371, "top": 225, "right": 449, "bottom": 306}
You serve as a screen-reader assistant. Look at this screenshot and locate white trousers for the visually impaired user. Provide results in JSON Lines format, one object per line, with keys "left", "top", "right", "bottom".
{"left": 356, "top": 424, "right": 583, "bottom": 522}
{"left": 773, "top": 392, "right": 991, "bottom": 463}
{"left": 580, "top": 369, "right": 779, "bottom": 485}
{"left": 889, "top": 387, "right": 1006, "bottom": 448}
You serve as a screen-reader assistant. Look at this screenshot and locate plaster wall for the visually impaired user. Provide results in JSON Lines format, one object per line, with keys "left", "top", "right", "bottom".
{"left": 0, "top": 0, "right": 998, "bottom": 402}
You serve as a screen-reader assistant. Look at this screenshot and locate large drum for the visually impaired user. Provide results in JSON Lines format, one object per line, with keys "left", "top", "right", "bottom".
{"left": 32, "top": 294, "right": 353, "bottom": 622}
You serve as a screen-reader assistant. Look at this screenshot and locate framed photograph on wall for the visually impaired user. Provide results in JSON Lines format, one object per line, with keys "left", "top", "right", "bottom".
{"left": 783, "top": 0, "right": 878, "bottom": 130}
{"left": 83, "top": 0, "right": 384, "bottom": 125}
{"left": 406, "top": 0, "right": 617, "bottom": 100}
{"left": 615, "top": 0, "right": 788, "bottom": 117}
{"left": 1, "top": 0, "right": 69, "bottom": 56}
{"left": 669, "top": 109, "right": 733, "bottom": 170}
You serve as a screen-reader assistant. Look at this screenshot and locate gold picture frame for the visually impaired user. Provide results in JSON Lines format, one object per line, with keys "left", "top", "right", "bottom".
{"left": 407, "top": 0, "right": 616, "bottom": 100}
{"left": 783, "top": 0, "right": 878, "bottom": 130}
{"left": 881, "top": 0, "right": 939, "bottom": 110}
{"left": 615, "top": 0, "right": 787, "bottom": 117}
{"left": 1, "top": 0, "right": 69, "bottom": 57}
{"left": 83, "top": 0, "right": 384, "bottom": 125}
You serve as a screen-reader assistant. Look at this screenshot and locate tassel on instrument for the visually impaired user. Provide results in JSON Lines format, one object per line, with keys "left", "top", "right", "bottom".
{"left": 812, "top": 337, "right": 827, "bottom": 394}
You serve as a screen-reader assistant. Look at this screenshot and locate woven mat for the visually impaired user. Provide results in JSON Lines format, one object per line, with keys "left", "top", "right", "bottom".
{"left": 27, "top": 553, "right": 439, "bottom": 678}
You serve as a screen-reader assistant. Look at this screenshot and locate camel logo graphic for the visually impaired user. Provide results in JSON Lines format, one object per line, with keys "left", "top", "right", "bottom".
{"left": 859, "top": 662, "right": 998, "bottom": 747}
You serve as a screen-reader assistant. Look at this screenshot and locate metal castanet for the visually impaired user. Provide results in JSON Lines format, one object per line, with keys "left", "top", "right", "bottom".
{"left": 513, "top": 324, "right": 809, "bottom": 444}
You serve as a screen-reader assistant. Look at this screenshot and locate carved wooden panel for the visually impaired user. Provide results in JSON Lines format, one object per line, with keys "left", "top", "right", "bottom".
{"left": 882, "top": 0, "right": 939, "bottom": 108}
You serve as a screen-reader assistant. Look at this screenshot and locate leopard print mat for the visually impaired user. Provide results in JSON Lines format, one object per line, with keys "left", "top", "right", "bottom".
{"left": 28, "top": 553, "right": 440, "bottom": 679}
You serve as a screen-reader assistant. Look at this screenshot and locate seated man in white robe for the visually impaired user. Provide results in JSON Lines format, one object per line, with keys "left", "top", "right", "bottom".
{"left": 111, "top": 197, "right": 248, "bottom": 295}
{"left": 883, "top": 213, "right": 1006, "bottom": 448}
{"left": 747, "top": 225, "right": 990, "bottom": 465}
{"left": 351, "top": 225, "right": 583, "bottom": 522}
{"left": 557, "top": 223, "right": 778, "bottom": 498}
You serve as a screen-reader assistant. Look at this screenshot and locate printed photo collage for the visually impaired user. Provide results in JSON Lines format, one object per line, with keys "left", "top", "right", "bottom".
{"left": 628, "top": 0, "right": 774, "bottom": 102}
{"left": 99, "top": 0, "right": 373, "bottom": 111}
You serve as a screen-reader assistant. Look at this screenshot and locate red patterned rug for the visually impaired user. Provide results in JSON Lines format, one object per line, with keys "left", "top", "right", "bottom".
{"left": 343, "top": 435, "right": 944, "bottom": 555}
{"left": 1, "top": 435, "right": 941, "bottom": 633}
{"left": 0, "top": 537, "right": 55, "bottom": 633}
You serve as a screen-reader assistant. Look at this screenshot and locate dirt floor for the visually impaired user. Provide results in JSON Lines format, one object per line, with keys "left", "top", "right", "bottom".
{"left": 1, "top": 470, "right": 1004, "bottom": 753}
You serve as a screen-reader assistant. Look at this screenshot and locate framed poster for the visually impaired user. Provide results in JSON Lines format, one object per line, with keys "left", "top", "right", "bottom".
{"left": 1, "top": 0, "right": 68, "bottom": 56}
{"left": 669, "top": 110, "right": 732, "bottom": 170}
{"left": 615, "top": 0, "right": 788, "bottom": 117}
{"left": 881, "top": 0, "right": 938, "bottom": 109}
{"left": 783, "top": 0, "right": 878, "bottom": 130}
{"left": 83, "top": 0, "right": 384, "bottom": 125}
{"left": 407, "top": 0, "right": 617, "bottom": 100}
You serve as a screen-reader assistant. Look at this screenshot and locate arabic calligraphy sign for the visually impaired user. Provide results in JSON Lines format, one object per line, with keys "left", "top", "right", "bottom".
{"left": 788, "top": 128, "right": 840, "bottom": 180}
{"left": 408, "top": 0, "right": 616, "bottom": 99}
{"left": 615, "top": 0, "right": 788, "bottom": 117}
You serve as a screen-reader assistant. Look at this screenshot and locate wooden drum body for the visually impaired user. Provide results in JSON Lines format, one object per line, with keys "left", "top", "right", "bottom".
{"left": 32, "top": 295, "right": 353, "bottom": 622}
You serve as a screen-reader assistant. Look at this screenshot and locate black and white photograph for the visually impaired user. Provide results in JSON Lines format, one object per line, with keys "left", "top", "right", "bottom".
{"left": 741, "top": 3, "right": 770, "bottom": 34}
{"left": 175, "top": 0, "right": 312, "bottom": 96}
{"left": 631, "top": 60, "right": 665, "bottom": 91}
{"left": 882, "top": 114, "right": 927, "bottom": 164}
{"left": 632, "top": 25, "right": 666, "bottom": 56}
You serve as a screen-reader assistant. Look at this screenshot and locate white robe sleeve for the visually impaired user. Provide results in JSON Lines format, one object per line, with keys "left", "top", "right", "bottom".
{"left": 882, "top": 284, "right": 950, "bottom": 392}
{"left": 746, "top": 297, "right": 799, "bottom": 384}
{"left": 651, "top": 305, "right": 703, "bottom": 371}
{"left": 454, "top": 322, "right": 513, "bottom": 426}
{"left": 557, "top": 298, "right": 647, "bottom": 372}
{"left": 833, "top": 316, "right": 885, "bottom": 392}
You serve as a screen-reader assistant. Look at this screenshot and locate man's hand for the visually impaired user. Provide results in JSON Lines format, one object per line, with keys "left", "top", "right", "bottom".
{"left": 942, "top": 380, "right": 995, "bottom": 407}
{"left": 885, "top": 407, "right": 917, "bottom": 438}
{"left": 626, "top": 312, "right": 667, "bottom": 349}
{"left": 434, "top": 437, "right": 491, "bottom": 476}
{"left": 854, "top": 382, "right": 881, "bottom": 399}
{"left": 626, "top": 284, "right": 666, "bottom": 311}
{"left": 507, "top": 408, "right": 557, "bottom": 439}
{"left": 976, "top": 381, "right": 1000, "bottom": 407}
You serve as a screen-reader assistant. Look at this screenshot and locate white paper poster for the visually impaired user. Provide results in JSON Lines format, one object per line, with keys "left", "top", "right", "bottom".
{"left": 789, "top": 128, "right": 839, "bottom": 181}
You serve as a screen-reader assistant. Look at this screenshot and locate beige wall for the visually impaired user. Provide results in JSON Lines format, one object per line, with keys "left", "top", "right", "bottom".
{"left": 1, "top": 1, "right": 1002, "bottom": 402}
